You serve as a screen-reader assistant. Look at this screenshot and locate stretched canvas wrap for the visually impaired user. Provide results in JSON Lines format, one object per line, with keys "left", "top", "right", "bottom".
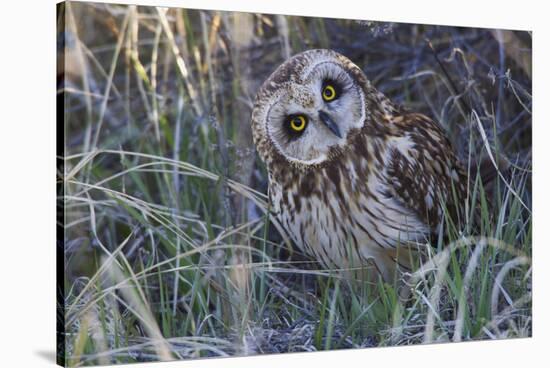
{"left": 57, "top": 1, "right": 532, "bottom": 366}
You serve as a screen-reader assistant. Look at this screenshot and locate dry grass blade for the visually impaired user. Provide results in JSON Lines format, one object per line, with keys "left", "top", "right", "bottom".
{"left": 65, "top": 192, "right": 136, "bottom": 325}
{"left": 64, "top": 150, "right": 99, "bottom": 182}
{"left": 91, "top": 9, "right": 130, "bottom": 151}
{"left": 157, "top": 8, "right": 203, "bottom": 117}
{"left": 404, "top": 236, "right": 531, "bottom": 343}
{"left": 472, "top": 110, "right": 531, "bottom": 214}
{"left": 65, "top": 2, "right": 93, "bottom": 153}
{"left": 107, "top": 257, "right": 174, "bottom": 361}
{"left": 453, "top": 240, "right": 486, "bottom": 341}
{"left": 491, "top": 256, "right": 530, "bottom": 317}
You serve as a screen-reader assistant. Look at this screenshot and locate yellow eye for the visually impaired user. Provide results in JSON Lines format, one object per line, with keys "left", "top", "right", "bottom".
{"left": 322, "top": 84, "right": 337, "bottom": 101}
{"left": 289, "top": 115, "right": 307, "bottom": 132}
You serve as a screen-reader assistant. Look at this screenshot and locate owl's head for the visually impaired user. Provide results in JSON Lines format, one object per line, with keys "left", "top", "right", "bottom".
{"left": 252, "top": 49, "right": 375, "bottom": 167}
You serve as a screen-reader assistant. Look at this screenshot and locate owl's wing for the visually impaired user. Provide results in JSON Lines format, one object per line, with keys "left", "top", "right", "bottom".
{"left": 386, "top": 113, "right": 468, "bottom": 231}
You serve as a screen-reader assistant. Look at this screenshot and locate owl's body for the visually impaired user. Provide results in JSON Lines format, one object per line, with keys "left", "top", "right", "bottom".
{"left": 251, "top": 49, "right": 467, "bottom": 281}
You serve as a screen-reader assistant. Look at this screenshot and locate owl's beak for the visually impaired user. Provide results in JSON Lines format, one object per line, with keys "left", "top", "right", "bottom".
{"left": 318, "top": 110, "right": 342, "bottom": 139}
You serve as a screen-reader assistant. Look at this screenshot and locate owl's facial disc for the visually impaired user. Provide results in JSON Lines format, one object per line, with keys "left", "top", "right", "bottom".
{"left": 265, "top": 61, "right": 366, "bottom": 165}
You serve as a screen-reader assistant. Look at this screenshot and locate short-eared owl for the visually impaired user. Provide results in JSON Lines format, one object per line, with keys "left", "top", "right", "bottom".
{"left": 251, "top": 49, "right": 468, "bottom": 282}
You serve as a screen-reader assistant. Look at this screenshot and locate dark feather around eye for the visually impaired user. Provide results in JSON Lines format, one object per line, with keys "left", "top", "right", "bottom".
{"left": 283, "top": 114, "right": 308, "bottom": 141}
{"left": 322, "top": 79, "right": 343, "bottom": 97}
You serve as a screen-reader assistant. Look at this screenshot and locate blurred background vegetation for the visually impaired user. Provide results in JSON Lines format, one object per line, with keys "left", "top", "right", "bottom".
{"left": 58, "top": 1, "right": 531, "bottom": 366}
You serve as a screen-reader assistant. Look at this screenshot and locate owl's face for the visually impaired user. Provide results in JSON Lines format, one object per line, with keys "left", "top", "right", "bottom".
{"left": 252, "top": 50, "right": 368, "bottom": 165}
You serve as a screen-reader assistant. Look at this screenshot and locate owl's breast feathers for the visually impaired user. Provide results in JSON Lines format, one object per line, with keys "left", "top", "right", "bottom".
{"left": 267, "top": 110, "right": 468, "bottom": 275}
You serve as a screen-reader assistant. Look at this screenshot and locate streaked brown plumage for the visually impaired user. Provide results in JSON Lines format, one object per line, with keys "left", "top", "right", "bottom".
{"left": 251, "top": 49, "right": 468, "bottom": 282}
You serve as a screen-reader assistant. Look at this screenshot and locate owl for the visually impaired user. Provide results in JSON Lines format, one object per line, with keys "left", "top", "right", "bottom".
{"left": 251, "top": 49, "right": 468, "bottom": 282}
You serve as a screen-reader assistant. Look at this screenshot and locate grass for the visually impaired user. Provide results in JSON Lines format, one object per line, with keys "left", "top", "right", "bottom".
{"left": 57, "top": 1, "right": 532, "bottom": 366}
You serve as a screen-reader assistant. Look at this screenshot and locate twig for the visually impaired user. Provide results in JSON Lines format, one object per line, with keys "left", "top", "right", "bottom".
{"left": 426, "top": 38, "right": 471, "bottom": 115}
